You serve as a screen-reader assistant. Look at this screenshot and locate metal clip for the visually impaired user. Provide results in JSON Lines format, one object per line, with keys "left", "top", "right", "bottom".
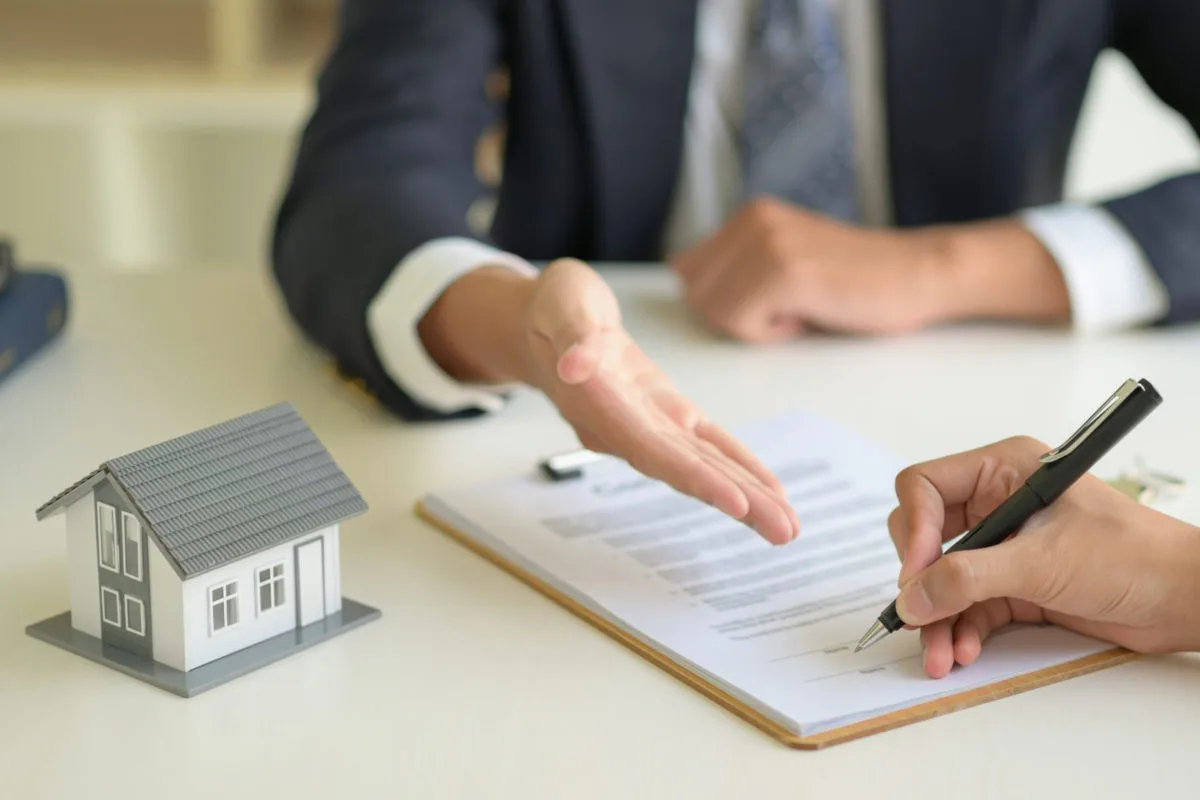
{"left": 1041, "top": 379, "right": 1144, "bottom": 464}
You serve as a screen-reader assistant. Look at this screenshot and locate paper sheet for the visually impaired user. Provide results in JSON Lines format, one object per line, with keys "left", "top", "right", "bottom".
{"left": 424, "top": 411, "right": 1113, "bottom": 735}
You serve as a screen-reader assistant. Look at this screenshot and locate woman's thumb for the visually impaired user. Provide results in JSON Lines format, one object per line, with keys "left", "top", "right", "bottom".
{"left": 895, "top": 538, "right": 1044, "bottom": 625}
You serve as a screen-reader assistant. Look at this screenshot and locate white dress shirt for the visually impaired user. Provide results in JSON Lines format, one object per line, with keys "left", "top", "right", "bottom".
{"left": 367, "top": 0, "right": 1170, "bottom": 417}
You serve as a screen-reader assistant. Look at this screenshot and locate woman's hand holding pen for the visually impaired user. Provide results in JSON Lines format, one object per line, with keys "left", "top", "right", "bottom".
{"left": 887, "top": 436, "right": 1200, "bottom": 679}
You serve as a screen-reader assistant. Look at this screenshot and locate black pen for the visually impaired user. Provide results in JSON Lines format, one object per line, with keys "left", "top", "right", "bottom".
{"left": 855, "top": 377, "right": 1163, "bottom": 653}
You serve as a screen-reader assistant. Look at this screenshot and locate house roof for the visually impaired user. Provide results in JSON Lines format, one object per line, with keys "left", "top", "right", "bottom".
{"left": 36, "top": 403, "right": 368, "bottom": 579}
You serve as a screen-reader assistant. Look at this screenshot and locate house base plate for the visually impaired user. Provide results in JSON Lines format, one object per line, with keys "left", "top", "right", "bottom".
{"left": 26, "top": 598, "right": 381, "bottom": 697}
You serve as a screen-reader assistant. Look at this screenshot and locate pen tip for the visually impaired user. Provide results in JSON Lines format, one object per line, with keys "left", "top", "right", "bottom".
{"left": 855, "top": 620, "right": 888, "bottom": 653}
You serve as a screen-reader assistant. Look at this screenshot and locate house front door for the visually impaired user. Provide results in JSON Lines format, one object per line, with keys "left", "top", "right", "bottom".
{"left": 295, "top": 538, "right": 325, "bottom": 628}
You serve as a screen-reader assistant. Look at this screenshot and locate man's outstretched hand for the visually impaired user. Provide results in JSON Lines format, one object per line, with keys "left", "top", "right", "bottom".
{"left": 419, "top": 258, "right": 799, "bottom": 546}
{"left": 525, "top": 260, "right": 799, "bottom": 545}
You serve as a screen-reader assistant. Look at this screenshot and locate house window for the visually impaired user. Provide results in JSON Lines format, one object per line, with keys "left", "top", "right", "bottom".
{"left": 209, "top": 581, "right": 240, "bottom": 633}
{"left": 97, "top": 503, "right": 119, "bottom": 573}
{"left": 124, "top": 596, "right": 146, "bottom": 636}
{"left": 122, "top": 512, "right": 143, "bottom": 581}
{"left": 257, "top": 563, "right": 286, "bottom": 613}
{"left": 100, "top": 587, "right": 121, "bottom": 627}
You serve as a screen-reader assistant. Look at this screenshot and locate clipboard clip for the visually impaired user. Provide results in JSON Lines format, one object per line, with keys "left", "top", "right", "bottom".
{"left": 539, "top": 449, "right": 607, "bottom": 481}
{"left": 1040, "top": 378, "right": 1145, "bottom": 464}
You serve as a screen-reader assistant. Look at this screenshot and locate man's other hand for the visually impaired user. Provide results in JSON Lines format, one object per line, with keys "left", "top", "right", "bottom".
{"left": 671, "top": 197, "right": 1072, "bottom": 341}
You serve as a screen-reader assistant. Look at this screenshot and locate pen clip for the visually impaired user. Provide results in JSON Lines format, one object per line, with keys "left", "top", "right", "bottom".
{"left": 1040, "top": 378, "right": 1143, "bottom": 464}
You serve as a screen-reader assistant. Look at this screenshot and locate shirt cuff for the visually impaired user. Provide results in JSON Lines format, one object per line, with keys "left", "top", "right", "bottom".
{"left": 1019, "top": 204, "right": 1170, "bottom": 332}
{"left": 366, "top": 237, "right": 538, "bottom": 416}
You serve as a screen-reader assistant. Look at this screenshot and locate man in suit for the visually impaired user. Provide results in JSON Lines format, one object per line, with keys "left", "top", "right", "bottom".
{"left": 271, "top": 0, "right": 1200, "bottom": 546}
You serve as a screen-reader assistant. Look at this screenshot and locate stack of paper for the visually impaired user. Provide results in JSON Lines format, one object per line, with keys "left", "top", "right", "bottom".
{"left": 419, "top": 411, "right": 1122, "bottom": 743}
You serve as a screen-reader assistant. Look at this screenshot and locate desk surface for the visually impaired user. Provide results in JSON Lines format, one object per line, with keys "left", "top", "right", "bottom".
{"left": 4, "top": 266, "right": 1200, "bottom": 799}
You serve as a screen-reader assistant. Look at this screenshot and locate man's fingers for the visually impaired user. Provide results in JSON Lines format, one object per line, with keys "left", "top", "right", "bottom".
{"left": 672, "top": 203, "right": 762, "bottom": 283}
{"left": 670, "top": 225, "right": 732, "bottom": 280}
{"left": 692, "top": 439, "right": 799, "bottom": 543}
{"left": 670, "top": 243, "right": 706, "bottom": 280}
{"left": 628, "top": 436, "right": 752, "bottom": 524}
{"left": 896, "top": 538, "right": 1039, "bottom": 627}
{"left": 597, "top": 412, "right": 795, "bottom": 545}
{"left": 694, "top": 421, "right": 787, "bottom": 498}
{"left": 671, "top": 230, "right": 728, "bottom": 284}
{"left": 681, "top": 430, "right": 794, "bottom": 543}
{"left": 590, "top": 404, "right": 752, "bottom": 524}
{"left": 593, "top": 373, "right": 796, "bottom": 542}
{"left": 713, "top": 298, "right": 797, "bottom": 344}
{"left": 565, "top": 372, "right": 760, "bottom": 527}
{"left": 730, "top": 475, "right": 797, "bottom": 545}
{"left": 679, "top": 225, "right": 759, "bottom": 317}
{"left": 687, "top": 250, "right": 794, "bottom": 344}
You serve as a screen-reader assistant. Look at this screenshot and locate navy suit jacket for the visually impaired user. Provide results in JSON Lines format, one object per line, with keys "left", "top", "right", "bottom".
{"left": 272, "top": 0, "right": 1200, "bottom": 421}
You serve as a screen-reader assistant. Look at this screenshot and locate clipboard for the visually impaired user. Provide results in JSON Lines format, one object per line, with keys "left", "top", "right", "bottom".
{"left": 415, "top": 499, "right": 1137, "bottom": 750}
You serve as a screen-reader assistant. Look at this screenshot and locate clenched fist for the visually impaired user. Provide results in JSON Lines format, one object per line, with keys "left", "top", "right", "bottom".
{"left": 671, "top": 197, "right": 1072, "bottom": 341}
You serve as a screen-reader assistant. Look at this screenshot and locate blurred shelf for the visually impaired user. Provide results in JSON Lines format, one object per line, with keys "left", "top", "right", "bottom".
{"left": 0, "top": 0, "right": 336, "bottom": 87}
{"left": 262, "top": 0, "right": 337, "bottom": 70}
{"left": 0, "top": 83, "right": 312, "bottom": 128}
{"left": 0, "top": 1, "right": 211, "bottom": 71}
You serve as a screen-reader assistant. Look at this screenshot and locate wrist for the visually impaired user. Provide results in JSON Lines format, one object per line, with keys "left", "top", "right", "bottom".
{"left": 1162, "top": 521, "right": 1200, "bottom": 652}
{"left": 417, "top": 265, "right": 538, "bottom": 386}
{"left": 926, "top": 219, "right": 1072, "bottom": 324}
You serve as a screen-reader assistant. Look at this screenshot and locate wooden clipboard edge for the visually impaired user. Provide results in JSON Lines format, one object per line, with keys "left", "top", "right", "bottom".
{"left": 414, "top": 500, "right": 1138, "bottom": 750}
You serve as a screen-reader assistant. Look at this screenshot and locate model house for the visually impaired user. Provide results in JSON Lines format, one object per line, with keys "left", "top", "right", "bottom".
{"left": 27, "top": 402, "right": 380, "bottom": 696}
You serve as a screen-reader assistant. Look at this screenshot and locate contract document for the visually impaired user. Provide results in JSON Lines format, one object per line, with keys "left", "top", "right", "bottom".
{"left": 417, "top": 410, "right": 1126, "bottom": 745}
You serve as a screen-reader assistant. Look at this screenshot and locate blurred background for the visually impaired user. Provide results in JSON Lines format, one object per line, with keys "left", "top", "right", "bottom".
{"left": 0, "top": 0, "right": 1196, "bottom": 278}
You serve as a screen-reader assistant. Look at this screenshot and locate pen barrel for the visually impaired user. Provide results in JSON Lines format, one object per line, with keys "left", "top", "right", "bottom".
{"left": 1027, "top": 380, "right": 1163, "bottom": 503}
{"left": 946, "top": 486, "right": 1047, "bottom": 554}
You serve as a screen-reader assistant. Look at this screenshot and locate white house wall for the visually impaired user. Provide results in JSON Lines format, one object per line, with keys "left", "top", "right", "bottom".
{"left": 148, "top": 537, "right": 185, "bottom": 671}
{"left": 180, "top": 526, "right": 340, "bottom": 671}
{"left": 64, "top": 491, "right": 100, "bottom": 638}
{"left": 324, "top": 525, "right": 342, "bottom": 616}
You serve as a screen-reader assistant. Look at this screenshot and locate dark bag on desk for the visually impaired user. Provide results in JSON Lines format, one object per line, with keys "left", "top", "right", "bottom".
{"left": 0, "top": 240, "right": 69, "bottom": 386}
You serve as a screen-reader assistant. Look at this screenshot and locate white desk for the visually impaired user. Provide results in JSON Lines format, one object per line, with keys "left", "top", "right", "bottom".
{"left": 4, "top": 266, "right": 1200, "bottom": 799}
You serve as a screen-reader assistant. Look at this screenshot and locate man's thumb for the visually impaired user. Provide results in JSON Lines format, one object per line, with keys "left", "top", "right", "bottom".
{"left": 895, "top": 539, "right": 1041, "bottom": 625}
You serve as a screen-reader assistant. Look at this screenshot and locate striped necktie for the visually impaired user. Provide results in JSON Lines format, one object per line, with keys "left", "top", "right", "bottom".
{"left": 738, "top": 0, "right": 862, "bottom": 222}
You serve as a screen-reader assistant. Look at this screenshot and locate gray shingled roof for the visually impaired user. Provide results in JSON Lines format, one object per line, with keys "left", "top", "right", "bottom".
{"left": 36, "top": 403, "right": 368, "bottom": 578}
